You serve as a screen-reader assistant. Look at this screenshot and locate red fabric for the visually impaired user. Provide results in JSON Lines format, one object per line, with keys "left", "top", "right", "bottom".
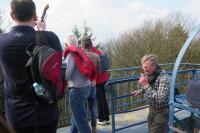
{"left": 63, "top": 45, "right": 97, "bottom": 81}
{"left": 91, "top": 47, "right": 109, "bottom": 84}
{"left": 91, "top": 47, "right": 101, "bottom": 55}
{"left": 42, "top": 52, "right": 63, "bottom": 95}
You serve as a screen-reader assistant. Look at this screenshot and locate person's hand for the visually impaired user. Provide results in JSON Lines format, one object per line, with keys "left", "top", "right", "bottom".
{"left": 139, "top": 74, "right": 149, "bottom": 89}
{"left": 36, "top": 21, "right": 46, "bottom": 31}
{"left": 132, "top": 90, "right": 139, "bottom": 96}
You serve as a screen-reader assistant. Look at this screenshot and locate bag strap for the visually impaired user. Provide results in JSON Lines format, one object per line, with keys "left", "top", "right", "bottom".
{"left": 35, "top": 31, "right": 48, "bottom": 44}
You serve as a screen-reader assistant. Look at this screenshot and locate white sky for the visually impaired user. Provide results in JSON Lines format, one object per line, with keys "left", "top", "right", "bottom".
{"left": 1, "top": 0, "right": 200, "bottom": 44}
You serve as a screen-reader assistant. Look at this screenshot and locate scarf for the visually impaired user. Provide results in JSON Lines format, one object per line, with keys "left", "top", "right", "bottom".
{"left": 63, "top": 45, "right": 97, "bottom": 81}
{"left": 144, "top": 65, "right": 162, "bottom": 85}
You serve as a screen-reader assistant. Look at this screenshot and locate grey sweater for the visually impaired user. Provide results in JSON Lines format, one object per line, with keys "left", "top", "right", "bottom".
{"left": 64, "top": 53, "right": 91, "bottom": 88}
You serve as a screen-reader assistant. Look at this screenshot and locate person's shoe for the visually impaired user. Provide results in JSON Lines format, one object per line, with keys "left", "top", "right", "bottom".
{"left": 97, "top": 120, "right": 106, "bottom": 125}
{"left": 106, "top": 120, "right": 110, "bottom": 124}
{"left": 91, "top": 127, "right": 97, "bottom": 133}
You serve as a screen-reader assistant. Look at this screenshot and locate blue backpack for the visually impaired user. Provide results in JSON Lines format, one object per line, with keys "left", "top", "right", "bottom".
{"left": 100, "top": 53, "right": 110, "bottom": 72}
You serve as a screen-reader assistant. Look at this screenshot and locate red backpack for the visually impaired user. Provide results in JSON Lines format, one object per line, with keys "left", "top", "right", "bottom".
{"left": 26, "top": 32, "right": 63, "bottom": 102}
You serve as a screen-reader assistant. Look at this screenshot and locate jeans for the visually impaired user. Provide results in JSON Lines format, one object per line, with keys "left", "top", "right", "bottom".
{"left": 96, "top": 83, "right": 110, "bottom": 122}
{"left": 88, "top": 86, "right": 97, "bottom": 127}
{"left": 68, "top": 86, "right": 91, "bottom": 133}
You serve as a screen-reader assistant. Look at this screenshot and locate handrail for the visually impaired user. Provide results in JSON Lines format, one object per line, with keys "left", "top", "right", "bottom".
{"left": 108, "top": 63, "right": 200, "bottom": 72}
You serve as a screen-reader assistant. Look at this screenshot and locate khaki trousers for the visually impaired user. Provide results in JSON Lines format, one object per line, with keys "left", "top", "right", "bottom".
{"left": 148, "top": 106, "right": 169, "bottom": 133}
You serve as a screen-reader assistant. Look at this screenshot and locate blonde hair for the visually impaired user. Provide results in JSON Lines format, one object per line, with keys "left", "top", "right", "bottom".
{"left": 141, "top": 54, "right": 158, "bottom": 66}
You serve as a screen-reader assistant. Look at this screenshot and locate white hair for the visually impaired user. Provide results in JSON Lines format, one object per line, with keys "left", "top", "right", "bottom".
{"left": 141, "top": 54, "right": 158, "bottom": 66}
{"left": 65, "top": 34, "right": 78, "bottom": 46}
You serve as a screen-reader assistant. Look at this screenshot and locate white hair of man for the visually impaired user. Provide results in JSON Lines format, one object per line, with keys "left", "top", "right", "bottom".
{"left": 65, "top": 34, "right": 78, "bottom": 46}
{"left": 141, "top": 54, "right": 158, "bottom": 66}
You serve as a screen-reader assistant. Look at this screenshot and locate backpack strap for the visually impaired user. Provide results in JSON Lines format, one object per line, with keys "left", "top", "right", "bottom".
{"left": 25, "top": 31, "right": 47, "bottom": 55}
{"left": 36, "top": 31, "right": 48, "bottom": 44}
{"left": 25, "top": 31, "right": 48, "bottom": 82}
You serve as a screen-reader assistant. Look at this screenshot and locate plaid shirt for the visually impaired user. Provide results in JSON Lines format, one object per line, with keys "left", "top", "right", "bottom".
{"left": 143, "top": 71, "right": 170, "bottom": 109}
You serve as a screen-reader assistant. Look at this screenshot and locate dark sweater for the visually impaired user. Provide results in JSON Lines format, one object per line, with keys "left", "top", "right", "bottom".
{"left": 0, "top": 26, "right": 62, "bottom": 127}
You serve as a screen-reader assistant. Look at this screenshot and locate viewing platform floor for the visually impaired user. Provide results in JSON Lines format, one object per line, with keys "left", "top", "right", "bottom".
{"left": 57, "top": 108, "right": 149, "bottom": 133}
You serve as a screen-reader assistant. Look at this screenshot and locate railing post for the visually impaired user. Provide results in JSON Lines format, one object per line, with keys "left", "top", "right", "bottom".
{"left": 110, "top": 83, "right": 116, "bottom": 133}
{"left": 192, "top": 69, "right": 196, "bottom": 80}
{"left": 124, "top": 71, "right": 127, "bottom": 110}
{"left": 169, "top": 101, "right": 174, "bottom": 133}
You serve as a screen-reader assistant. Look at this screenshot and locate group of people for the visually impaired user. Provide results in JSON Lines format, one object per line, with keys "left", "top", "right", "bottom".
{"left": 0, "top": 0, "right": 110, "bottom": 133}
{"left": 0, "top": 0, "right": 171, "bottom": 133}
{"left": 63, "top": 34, "right": 110, "bottom": 133}
{"left": 0, "top": 0, "right": 186, "bottom": 133}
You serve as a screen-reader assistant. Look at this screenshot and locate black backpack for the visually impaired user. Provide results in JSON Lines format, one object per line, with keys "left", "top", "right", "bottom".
{"left": 25, "top": 32, "right": 63, "bottom": 102}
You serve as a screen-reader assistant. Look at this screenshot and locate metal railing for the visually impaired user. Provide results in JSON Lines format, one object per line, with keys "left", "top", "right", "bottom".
{"left": 105, "top": 65, "right": 200, "bottom": 133}
{"left": 58, "top": 63, "right": 200, "bottom": 132}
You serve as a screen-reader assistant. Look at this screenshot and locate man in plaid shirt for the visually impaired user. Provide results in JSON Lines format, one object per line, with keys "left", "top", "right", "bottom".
{"left": 133, "top": 54, "right": 170, "bottom": 133}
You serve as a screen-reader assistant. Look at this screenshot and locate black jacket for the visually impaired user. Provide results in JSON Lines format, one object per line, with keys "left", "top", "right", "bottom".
{"left": 0, "top": 26, "right": 62, "bottom": 127}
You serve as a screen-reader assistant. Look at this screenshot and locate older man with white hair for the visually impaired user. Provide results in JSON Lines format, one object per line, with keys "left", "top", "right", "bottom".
{"left": 132, "top": 54, "right": 170, "bottom": 133}
{"left": 63, "top": 34, "right": 96, "bottom": 133}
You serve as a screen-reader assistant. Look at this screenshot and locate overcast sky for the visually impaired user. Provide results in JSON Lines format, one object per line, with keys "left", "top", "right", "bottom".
{"left": 1, "top": 0, "right": 200, "bottom": 44}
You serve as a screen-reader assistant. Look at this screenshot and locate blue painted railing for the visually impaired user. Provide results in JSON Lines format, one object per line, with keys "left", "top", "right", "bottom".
{"left": 105, "top": 65, "right": 200, "bottom": 133}
{"left": 58, "top": 63, "right": 200, "bottom": 130}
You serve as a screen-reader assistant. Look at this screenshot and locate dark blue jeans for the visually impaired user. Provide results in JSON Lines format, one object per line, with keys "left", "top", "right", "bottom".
{"left": 88, "top": 86, "right": 97, "bottom": 127}
{"left": 96, "top": 83, "right": 110, "bottom": 122}
{"left": 68, "top": 86, "right": 91, "bottom": 133}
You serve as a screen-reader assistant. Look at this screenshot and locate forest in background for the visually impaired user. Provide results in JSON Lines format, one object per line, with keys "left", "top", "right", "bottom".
{"left": 103, "top": 13, "right": 200, "bottom": 69}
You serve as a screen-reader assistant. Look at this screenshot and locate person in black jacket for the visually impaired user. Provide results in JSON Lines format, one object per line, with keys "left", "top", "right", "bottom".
{"left": 0, "top": 67, "right": 4, "bottom": 119}
{"left": 0, "top": 30, "right": 5, "bottom": 119}
{"left": 0, "top": 0, "right": 62, "bottom": 133}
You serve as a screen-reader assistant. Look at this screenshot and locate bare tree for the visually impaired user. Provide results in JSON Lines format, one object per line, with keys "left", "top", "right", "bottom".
{"left": 72, "top": 25, "right": 82, "bottom": 40}
{"left": 104, "top": 13, "right": 200, "bottom": 69}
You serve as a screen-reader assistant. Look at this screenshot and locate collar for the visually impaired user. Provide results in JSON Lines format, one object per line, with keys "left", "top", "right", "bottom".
{"left": 11, "top": 26, "right": 35, "bottom": 32}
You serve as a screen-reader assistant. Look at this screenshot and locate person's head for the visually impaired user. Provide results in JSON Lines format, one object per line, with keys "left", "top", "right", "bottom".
{"left": 80, "top": 36, "right": 93, "bottom": 49}
{"left": 10, "top": 0, "right": 36, "bottom": 23}
{"left": 141, "top": 54, "right": 158, "bottom": 75}
{"left": 64, "top": 34, "right": 78, "bottom": 48}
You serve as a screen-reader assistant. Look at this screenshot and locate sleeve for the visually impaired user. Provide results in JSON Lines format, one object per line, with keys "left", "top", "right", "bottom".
{"left": 144, "top": 74, "right": 170, "bottom": 102}
{"left": 64, "top": 54, "right": 75, "bottom": 80}
{"left": 46, "top": 31, "right": 62, "bottom": 52}
{"left": 0, "top": 67, "right": 4, "bottom": 113}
